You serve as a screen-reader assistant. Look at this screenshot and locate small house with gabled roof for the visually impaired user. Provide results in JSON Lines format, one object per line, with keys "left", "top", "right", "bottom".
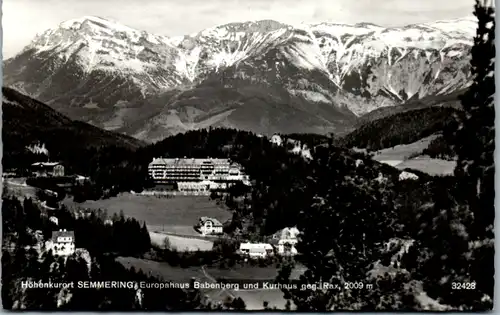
{"left": 195, "top": 216, "right": 223, "bottom": 236}
{"left": 45, "top": 229, "right": 75, "bottom": 256}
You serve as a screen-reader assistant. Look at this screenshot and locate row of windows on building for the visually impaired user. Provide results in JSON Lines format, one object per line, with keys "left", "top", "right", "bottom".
{"left": 148, "top": 158, "right": 247, "bottom": 183}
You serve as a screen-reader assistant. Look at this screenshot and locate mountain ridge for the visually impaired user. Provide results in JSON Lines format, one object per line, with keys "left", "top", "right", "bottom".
{"left": 4, "top": 15, "right": 477, "bottom": 141}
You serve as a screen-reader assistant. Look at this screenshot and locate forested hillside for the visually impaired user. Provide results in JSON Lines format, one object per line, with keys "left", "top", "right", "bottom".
{"left": 279, "top": 1, "right": 494, "bottom": 310}
{"left": 337, "top": 106, "right": 460, "bottom": 151}
{"left": 357, "top": 90, "right": 464, "bottom": 125}
{"left": 2, "top": 87, "right": 144, "bottom": 174}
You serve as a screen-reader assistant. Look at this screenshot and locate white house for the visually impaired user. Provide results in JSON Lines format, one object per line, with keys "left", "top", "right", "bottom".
{"left": 278, "top": 239, "right": 299, "bottom": 256}
{"left": 74, "top": 175, "right": 90, "bottom": 184}
{"left": 270, "top": 134, "right": 283, "bottom": 146}
{"left": 196, "top": 217, "right": 223, "bottom": 236}
{"left": 238, "top": 243, "right": 274, "bottom": 258}
{"left": 45, "top": 229, "right": 75, "bottom": 256}
{"left": 31, "top": 162, "right": 65, "bottom": 177}
{"left": 272, "top": 227, "right": 300, "bottom": 256}
{"left": 355, "top": 159, "right": 364, "bottom": 168}
{"left": 290, "top": 143, "right": 312, "bottom": 160}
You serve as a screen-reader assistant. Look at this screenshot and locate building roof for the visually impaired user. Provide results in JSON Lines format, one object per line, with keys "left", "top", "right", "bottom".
{"left": 32, "top": 162, "right": 61, "bottom": 167}
{"left": 200, "top": 180, "right": 215, "bottom": 185}
{"left": 149, "top": 157, "right": 245, "bottom": 170}
{"left": 199, "top": 216, "right": 223, "bottom": 226}
{"left": 240, "top": 242, "right": 273, "bottom": 250}
{"left": 150, "top": 157, "right": 231, "bottom": 165}
{"left": 273, "top": 227, "right": 300, "bottom": 240}
{"left": 51, "top": 230, "right": 75, "bottom": 242}
{"left": 74, "top": 174, "right": 89, "bottom": 180}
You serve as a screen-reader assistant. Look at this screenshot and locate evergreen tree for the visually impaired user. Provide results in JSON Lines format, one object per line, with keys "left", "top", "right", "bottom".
{"left": 453, "top": 0, "right": 495, "bottom": 240}
{"left": 140, "top": 222, "right": 152, "bottom": 253}
{"left": 404, "top": 1, "right": 495, "bottom": 310}
{"left": 278, "top": 147, "right": 401, "bottom": 311}
{"left": 1, "top": 251, "right": 15, "bottom": 310}
{"left": 455, "top": 0, "right": 494, "bottom": 304}
{"left": 231, "top": 297, "right": 246, "bottom": 310}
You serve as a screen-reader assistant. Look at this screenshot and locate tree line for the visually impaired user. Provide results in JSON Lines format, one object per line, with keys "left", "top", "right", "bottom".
{"left": 277, "top": 1, "right": 495, "bottom": 310}
{"left": 1, "top": 193, "right": 209, "bottom": 310}
{"left": 337, "top": 106, "right": 460, "bottom": 152}
{"left": 2, "top": 195, "right": 151, "bottom": 257}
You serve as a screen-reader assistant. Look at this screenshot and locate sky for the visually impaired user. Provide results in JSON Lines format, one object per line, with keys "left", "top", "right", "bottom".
{"left": 2, "top": 0, "right": 475, "bottom": 59}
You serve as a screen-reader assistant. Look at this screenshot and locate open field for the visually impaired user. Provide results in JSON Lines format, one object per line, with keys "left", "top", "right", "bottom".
{"left": 395, "top": 157, "right": 456, "bottom": 176}
{"left": 63, "top": 193, "right": 232, "bottom": 236}
{"left": 206, "top": 264, "right": 306, "bottom": 281}
{"left": 150, "top": 232, "right": 214, "bottom": 251}
{"left": 117, "top": 257, "right": 305, "bottom": 282}
{"left": 371, "top": 135, "right": 456, "bottom": 176}
{"left": 3, "top": 177, "right": 38, "bottom": 199}
{"left": 117, "top": 256, "right": 204, "bottom": 281}
{"left": 117, "top": 256, "right": 301, "bottom": 310}
{"left": 372, "top": 135, "right": 438, "bottom": 162}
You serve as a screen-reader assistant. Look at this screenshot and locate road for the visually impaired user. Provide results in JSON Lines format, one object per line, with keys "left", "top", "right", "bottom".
{"left": 201, "top": 265, "right": 236, "bottom": 299}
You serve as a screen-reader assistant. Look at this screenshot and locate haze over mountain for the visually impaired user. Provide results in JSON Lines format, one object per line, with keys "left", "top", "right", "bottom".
{"left": 4, "top": 15, "right": 476, "bottom": 141}
{"left": 2, "top": 86, "right": 143, "bottom": 171}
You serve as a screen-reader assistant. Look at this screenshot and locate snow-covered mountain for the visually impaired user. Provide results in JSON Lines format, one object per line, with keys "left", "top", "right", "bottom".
{"left": 3, "top": 15, "right": 476, "bottom": 141}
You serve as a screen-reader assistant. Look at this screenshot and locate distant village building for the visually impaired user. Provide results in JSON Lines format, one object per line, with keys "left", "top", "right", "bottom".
{"left": 74, "top": 175, "right": 90, "bottom": 184}
{"left": 355, "top": 159, "right": 364, "bottom": 168}
{"left": 399, "top": 171, "right": 419, "bottom": 181}
{"left": 31, "top": 162, "right": 65, "bottom": 177}
{"left": 238, "top": 243, "right": 274, "bottom": 258}
{"left": 45, "top": 229, "right": 75, "bottom": 256}
{"left": 2, "top": 171, "right": 17, "bottom": 178}
{"left": 195, "top": 217, "right": 224, "bottom": 236}
{"left": 49, "top": 216, "right": 59, "bottom": 226}
{"left": 290, "top": 143, "right": 312, "bottom": 160}
{"left": 271, "top": 227, "right": 300, "bottom": 256}
{"left": 270, "top": 134, "right": 283, "bottom": 146}
{"left": 147, "top": 158, "right": 249, "bottom": 189}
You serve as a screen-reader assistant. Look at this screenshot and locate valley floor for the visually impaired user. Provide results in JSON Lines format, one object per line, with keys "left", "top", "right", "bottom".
{"left": 63, "top": 193, "right": 232, "bottom": 235}
{"left": 117, "top": 256, "right": 306, "bottom": 310}
{"left": 372, "top": 135, "right": 456, "bottom": 176}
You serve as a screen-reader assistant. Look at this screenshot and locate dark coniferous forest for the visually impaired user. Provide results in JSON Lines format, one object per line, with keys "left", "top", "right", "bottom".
{"left": 337, "top": 106, "right": 460, "bottom": 151}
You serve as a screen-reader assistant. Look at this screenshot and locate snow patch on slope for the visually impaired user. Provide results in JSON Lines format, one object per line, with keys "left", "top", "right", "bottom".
{"left": 11, "top": 15, "right": 477, "bottom": 116}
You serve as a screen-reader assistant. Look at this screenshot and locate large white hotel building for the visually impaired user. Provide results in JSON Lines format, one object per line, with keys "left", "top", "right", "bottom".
{"left": 148, "top": 158, "right": 250, "bottom": 186}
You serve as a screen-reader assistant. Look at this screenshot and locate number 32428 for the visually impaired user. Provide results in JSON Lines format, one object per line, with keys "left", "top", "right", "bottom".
{"left": 451, "top": 282, "right": 476, "bottom": 290}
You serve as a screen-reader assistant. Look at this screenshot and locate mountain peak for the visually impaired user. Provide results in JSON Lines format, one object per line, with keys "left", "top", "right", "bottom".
{"left": 59, "top": 15, "right": 137, "bottom": 33}
{"left": 5, "top": 15, "right": 476, "bottom": 139}
{"left": 196, "top": 19, "right": 288, "bottom": 38}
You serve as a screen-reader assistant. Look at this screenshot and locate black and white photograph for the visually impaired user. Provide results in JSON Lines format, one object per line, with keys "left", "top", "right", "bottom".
{"left": 1, "top": 0, "right": 495, "bottom": 311}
